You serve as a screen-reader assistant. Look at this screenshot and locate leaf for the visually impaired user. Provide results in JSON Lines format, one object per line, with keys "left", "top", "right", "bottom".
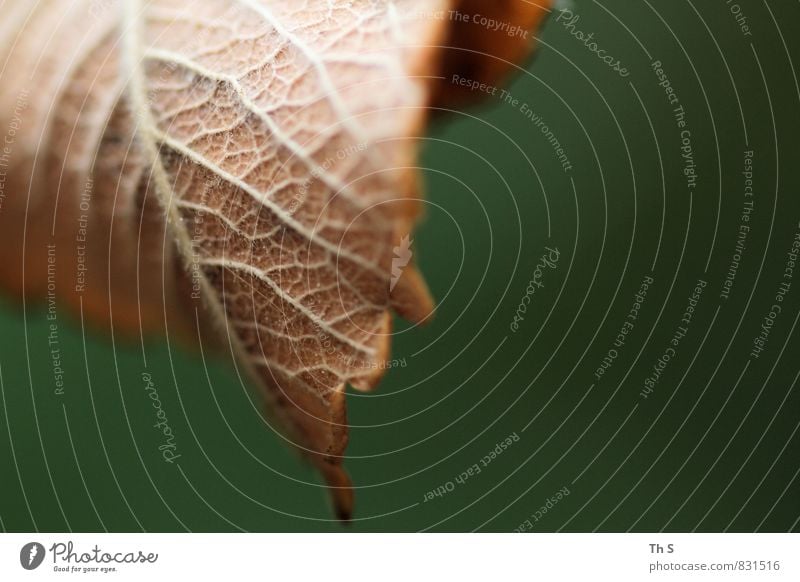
{"left": 0, "top": 0, "right": 550, "bottom": 520}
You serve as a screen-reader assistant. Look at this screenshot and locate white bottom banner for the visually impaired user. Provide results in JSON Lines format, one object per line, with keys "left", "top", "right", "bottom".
{"left": 0, "top": 533, "right": 796, "bottom": 581}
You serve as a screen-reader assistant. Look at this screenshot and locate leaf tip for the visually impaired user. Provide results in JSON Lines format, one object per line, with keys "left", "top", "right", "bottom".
{"left": 321, "top": 461, "right": 355, "bottom": 523}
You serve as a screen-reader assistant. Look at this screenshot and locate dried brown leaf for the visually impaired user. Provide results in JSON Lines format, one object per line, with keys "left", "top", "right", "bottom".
{"left": 0, "top": 0, "right": 549, "bottom": 520}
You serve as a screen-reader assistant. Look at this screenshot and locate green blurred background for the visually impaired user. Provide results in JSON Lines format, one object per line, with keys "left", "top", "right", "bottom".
{"left": 1, "top": 0, "right": 799, "bottom": 532}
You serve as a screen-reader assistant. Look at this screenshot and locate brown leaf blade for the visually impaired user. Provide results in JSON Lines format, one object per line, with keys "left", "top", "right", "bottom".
{"left": 0, "top": 0, "right": 550, "bottom": 520}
